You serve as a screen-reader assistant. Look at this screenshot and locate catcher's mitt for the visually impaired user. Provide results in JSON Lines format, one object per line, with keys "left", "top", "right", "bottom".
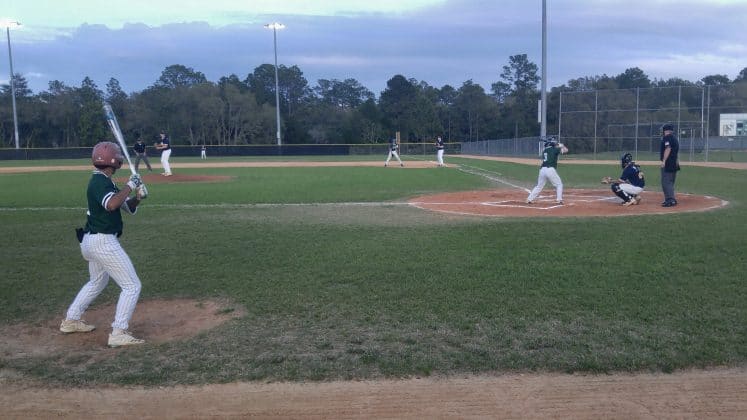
{"left": 601, "top": 176, "right": 613, "bottom": 184}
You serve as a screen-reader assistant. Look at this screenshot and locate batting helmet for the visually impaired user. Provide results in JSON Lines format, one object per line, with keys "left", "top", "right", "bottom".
{"left": 661, "top": 123, "right": 675, "bottom": 133}
{"left": 544, "top": 136, "right": 558, "bottom": 148}
{"left": 92, "top": 141, "right": 124, "bottom": 169}
{"left": 621, "top": 152, "right": 633, "bottom": 168}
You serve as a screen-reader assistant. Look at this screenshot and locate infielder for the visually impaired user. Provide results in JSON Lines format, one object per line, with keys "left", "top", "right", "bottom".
{"left": 435, "top": 136, "right": 445, "bottom": 167}
{"left": 602, "top": 153, "right": 645, "bottom": 206}
{"left": 60, "top": 141, "right": 147, "bottom": 348}
{"left": 132, "top": 136, "right": 152, "bottom": 172}
{"left": 155, "top": 131, "right": 172, "bottom": 176}
{"left": 384, "top": 137, "right": 403, "bottom": 167}
{"left": 526, "top": 137, "right": 568, "bottom": 204}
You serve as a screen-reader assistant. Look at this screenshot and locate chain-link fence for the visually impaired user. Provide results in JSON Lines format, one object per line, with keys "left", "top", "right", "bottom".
{"left": 460, "top": 137, "right": 542, "bottom": 157}
{"left": 558, "top": 84, "right": 747, "bottom": 162}
{"left": 463, "top": 84, "right": 747, "bottom": 162}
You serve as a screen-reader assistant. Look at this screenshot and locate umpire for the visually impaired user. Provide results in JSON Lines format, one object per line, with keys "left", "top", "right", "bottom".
{"left": 660, "top": 123, "right": 680, "bottom": 207}
{"left": 132, "top": 135, "right": 152, "bottom": 173}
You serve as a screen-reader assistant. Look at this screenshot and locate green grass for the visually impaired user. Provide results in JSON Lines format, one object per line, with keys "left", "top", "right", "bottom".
{"left": 1, "top": 157, "right": 746, "bottom": 386}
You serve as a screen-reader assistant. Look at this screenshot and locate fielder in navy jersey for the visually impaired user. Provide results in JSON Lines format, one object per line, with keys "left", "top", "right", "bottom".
{"left": 132, "top": 136, "right": 152, "bottom": 172}
{"left": 60, "top": 141, "right": 148, "bottom": 347}
{"left": 385, "top": 137, "right": 403, "bottom": 167}
{"left": 435, "top": 136, "right": 445, "bottom": 167}
{"left": 155, "top": 131, "right": 172, "bottom": 176}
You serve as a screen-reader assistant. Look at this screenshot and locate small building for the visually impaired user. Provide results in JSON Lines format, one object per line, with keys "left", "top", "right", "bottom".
{"left": 719, "top": 113, "right": 747, "bottom": 136}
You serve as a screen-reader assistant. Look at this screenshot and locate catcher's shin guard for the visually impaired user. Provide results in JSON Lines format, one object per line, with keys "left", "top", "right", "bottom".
{"left": 611, "top": 183, "right": 631, "bottom": 202}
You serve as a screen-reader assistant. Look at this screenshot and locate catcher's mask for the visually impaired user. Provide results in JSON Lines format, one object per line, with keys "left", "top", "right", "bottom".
{"left": 621, "top": 152, "right": 633, "bottom": 168}
{"left": 92, "top": 141, "right": 124, "bottom": 170}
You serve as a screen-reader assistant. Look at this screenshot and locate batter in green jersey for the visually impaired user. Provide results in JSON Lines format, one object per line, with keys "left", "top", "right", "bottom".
{"left": 526, "top": 137, "right": 569, "bottom": 205}
{"left": 60, "top": 141, "right": 150, "bottom": 348}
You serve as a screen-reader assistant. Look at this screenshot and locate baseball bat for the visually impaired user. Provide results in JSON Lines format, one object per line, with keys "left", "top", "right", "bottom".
{"left": 103, "top": 103, "right": 148, "bottom": 198}
{"left": 103, "top": 103, "right": 136, "bottom": 175}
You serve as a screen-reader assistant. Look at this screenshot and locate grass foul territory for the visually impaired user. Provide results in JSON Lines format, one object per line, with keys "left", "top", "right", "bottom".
{"left": 0, "top": 156, "right": 746, "bottom": 386}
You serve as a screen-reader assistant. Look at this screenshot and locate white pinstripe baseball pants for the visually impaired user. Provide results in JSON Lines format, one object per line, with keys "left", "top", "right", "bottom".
{"left": 66, "top": 233, "right": 141, "bottom": 331}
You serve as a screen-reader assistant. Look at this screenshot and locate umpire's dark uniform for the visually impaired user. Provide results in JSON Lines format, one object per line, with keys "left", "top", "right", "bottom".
{"left": 660, "top": 124, "right": 680, "bottom": 207}
{"left": 133, "top": 140, "right": 152, "bottom": 172}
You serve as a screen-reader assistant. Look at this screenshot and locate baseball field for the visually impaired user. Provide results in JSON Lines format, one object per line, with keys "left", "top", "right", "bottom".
{"left": 1, "top": 155, "right": 746, "bottom": 416}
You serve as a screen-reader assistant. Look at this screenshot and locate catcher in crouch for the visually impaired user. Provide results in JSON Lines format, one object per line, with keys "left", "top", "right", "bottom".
{"left": 602, "top": 153, "right": 645, "bottom": 206}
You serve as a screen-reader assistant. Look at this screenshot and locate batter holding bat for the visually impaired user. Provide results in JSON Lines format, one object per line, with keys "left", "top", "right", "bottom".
{"left": 526, "top": 136, "right": 568, "bottom": 205}
{"left": 60, "top": 141, "right": 148, "bottom": 347}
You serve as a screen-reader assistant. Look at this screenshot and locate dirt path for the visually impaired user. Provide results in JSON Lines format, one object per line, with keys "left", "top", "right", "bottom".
{"left": 3, "top": 368, "right": 746, "bottom": 418}
{"left": 2, "top": 301, "right": 745, "bottom": 418}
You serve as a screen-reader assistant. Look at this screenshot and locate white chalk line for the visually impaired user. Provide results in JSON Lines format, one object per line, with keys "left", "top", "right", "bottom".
{"left": 0, "top": 202, "right": 415, "bottom": 212}
{"left": 456, "top": 164, "right": 531, "bottom": 193}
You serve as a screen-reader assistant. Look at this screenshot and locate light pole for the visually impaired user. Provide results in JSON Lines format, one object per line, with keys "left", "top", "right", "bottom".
{"left": 264, "top": 22, "right": 284, "bottom": 146}
{"left": 540, "top": 0, "right": 547, "bottom": 139}
{"left": 2, "top": 20, "right": 21, "bottom": 149}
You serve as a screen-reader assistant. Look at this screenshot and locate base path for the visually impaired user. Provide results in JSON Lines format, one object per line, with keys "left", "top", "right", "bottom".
{"left": 3, "top": 368, "right": 746, "bottom": 418}
{"left": 410, "top": 189, "right": 727, "bottom": 217}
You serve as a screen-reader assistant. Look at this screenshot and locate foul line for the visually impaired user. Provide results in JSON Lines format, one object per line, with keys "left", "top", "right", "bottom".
{"left": 0, "top": 202, "right": 415, "bottom": 212}
{"left": 455, "top": 164, "right": 531, "bottom": 193}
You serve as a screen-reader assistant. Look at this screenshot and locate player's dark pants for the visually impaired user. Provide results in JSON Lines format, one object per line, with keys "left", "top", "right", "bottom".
{"left": 661, "top": 168, "right": 677, "bottom": 203}
{"left": 134, "top": 153, "right": 152, "bottom": 172}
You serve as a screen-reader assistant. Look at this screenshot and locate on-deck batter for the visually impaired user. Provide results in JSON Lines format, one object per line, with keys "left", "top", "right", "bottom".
{"left": 60, "top": 141, "right": 148, "bottom": 348}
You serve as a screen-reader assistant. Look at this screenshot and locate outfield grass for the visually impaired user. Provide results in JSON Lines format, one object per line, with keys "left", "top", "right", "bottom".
{"left": 1, "top": 157, "right": 746, "bottom": 386}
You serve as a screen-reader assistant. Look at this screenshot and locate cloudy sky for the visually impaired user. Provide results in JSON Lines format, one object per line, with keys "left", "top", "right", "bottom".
{"left": 3, "top": 0, "right": 746, "bottom": 96}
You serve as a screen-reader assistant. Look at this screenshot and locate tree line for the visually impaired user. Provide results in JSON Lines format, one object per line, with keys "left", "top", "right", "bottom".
{"left": 1, "top": 55, "right": 746, "bottom": 148}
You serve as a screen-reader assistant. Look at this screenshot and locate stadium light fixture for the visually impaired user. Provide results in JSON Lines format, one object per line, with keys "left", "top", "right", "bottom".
{"left": 264, "top": 22, "right": 285, "bottom": 146}
{"left": 2, "top": 19, "right": 21, "bottom": 149}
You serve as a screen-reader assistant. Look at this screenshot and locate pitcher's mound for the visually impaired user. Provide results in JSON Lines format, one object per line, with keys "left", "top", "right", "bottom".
{"left": 410, "top": 189, "right": 727, "bottom": 217}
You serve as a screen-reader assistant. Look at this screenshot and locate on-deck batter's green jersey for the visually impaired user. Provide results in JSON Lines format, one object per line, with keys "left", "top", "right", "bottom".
{"left": 540, "top": 146, "right": 561, "bottom": 168}
{"left": 84, "top": 171, "right": 123, "bottom": 235}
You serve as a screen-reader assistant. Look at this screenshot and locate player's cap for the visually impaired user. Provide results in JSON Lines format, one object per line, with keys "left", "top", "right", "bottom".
{"left": 661, "top": 123, "right": 674, "bottom": 132}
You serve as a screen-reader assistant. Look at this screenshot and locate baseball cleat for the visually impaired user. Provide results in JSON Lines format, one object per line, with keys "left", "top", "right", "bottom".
{"left": 60, "top": 319, "right": 96, "bottom": 333}
{"left": 526, "top": 199, "right": 533, "bottom": 204}
{"left": 108, "top": 331, "right": 145, "bottom": 347}
{"left": 555, "top": 200, "right": 564, "bottom": 205}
